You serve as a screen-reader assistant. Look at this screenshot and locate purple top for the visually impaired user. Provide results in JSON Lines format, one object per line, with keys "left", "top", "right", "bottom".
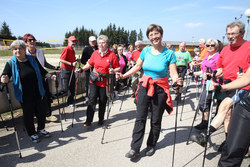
{"left": 201, "top": 52, "right": 220, "bottom": 83}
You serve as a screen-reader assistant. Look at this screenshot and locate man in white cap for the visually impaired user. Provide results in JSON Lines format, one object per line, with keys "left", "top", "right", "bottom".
{"left": 81, "top": 36, "right": 98, "bottom": 102}
{"left": 60, "top": 36, "right": 78, "bottom": 107}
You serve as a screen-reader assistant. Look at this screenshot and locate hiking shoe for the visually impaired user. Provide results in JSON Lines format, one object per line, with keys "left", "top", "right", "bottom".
{"left": 83, "top": 122, "right": 91, "bottom": 127}
{"left": 194, "top": 122, "right": 208, "bottom": 130}
{"left": 30, "top": 134, "right": 40, "bottom": 143}
{"left": 125, "top": 149, "right": 140, "bottom": 159}
{"left": 46, "top": 115, "right": 58, "bottom": 122}
{"left": 98, "top": 120, "right": 104, "bottom": 126}
{"left": 38, "top": 129, "right": 50, "bottom": 138}
{"left": 191, "top": 132, "right": 207, "bottom": 147}
{"left": 145, "top": 147, "right": 155, "bottom": 156}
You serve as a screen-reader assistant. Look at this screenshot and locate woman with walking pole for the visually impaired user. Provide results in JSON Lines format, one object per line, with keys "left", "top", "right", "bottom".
{"left": 117, "top": 24, "right": 182, "bottom": 159}
{"left": 77, "top": 35, "right": 120, "bottom": 127}
{"left": 0, "top": 40, "right": 56, "bottom": 143}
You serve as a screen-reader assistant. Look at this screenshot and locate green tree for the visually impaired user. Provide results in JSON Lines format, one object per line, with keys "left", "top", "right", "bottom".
{"left": 0, "top": 21, "right": 12, "bottom": 37}
{"left": 129, "top": 30, "right": 137, "bottom": 45}
{"left": 138, "top": 29, "right": 143, "bottom": 41}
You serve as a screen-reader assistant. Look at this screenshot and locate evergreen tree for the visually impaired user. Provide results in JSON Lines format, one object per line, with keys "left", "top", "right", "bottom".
{"left": 138, "top": 29, "right": 143, "bottom": 41}
{"left": 0, "top": 21, "right": 12, "bottom": 37}
{"left": 129, "top": 30, "right": 137, "bottom": 45}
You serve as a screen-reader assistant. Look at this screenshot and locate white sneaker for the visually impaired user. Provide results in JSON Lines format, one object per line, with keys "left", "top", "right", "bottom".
{"left": 46, "top": 115, "right": 58, "bottom": 122}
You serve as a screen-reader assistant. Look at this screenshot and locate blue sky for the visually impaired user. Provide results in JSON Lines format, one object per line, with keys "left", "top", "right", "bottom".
{"left": 0, "top": 0, "right": 249, "bottom": 44}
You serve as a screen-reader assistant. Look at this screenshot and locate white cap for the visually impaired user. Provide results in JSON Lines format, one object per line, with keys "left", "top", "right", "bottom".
{"left": 89, "top": 36, "right": 96, "bottom": 41}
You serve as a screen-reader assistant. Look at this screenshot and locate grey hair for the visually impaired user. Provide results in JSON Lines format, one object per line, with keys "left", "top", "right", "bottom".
{"left": 135, "top": 40, "right": 142, "bottom": 46}
{"left": 10, "top": 40, "right": 26, "bottom": 50}
{"left": 199, "top": 38, "right": 206, "bottom": 44}
{"left": 226, "top": 21, "right": 245, "bottom": 33}
{"left": 97, "top": 35, "right": 109, "bottom": 43}
{"left": 206, "top": 38, "right": 219, "bottom": 49}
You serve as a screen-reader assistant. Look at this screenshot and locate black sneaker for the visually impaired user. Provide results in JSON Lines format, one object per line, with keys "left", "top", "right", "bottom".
{"left": 98, "top": 120, "right": 104, "bottom": 126}
{"left": 194, "top": 122, "right": 208, "bottom": 130}
{"left": 145, "top": 147, "right": 155, "bottom": 156}
{"left": 191, "top": 132, "right": 207, "bottom": 147}
{"left": 83, "top": 122, "right": 91, "bottom": 127}
{"left": 125, "top": 149, "right": 140, "bottom": 159}
{"left": 38, "top": 129, "right": 50, "bottom": 138}
{"left": 30, "top": 134, "right": 40, "bottom": 143}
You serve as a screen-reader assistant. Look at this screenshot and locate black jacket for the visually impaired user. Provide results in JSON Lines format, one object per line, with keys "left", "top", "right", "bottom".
{"left": 81, "top": 45, "right": 98, "bottom": 72}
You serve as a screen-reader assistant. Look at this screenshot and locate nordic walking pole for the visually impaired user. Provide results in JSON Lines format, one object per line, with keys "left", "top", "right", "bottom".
{"left": 180, "top": 73, "right": 191, "bottom": 121}
{"left": 172, "top": 81, "right": 181, "bottom": 167}
{"left": 186, "top": 81, "right": 205, "bottom": 145}
{"left": 202, "top": 70, "right": 217, "bottom": 167}
{"left": 101, "top": 60, "right": 114, "bottom": 144}
{"left": 54, "top": 72, "right": 63, "bottom": 132}
{"left": 70, "top": 61, "right": 78, "bottom": 127}
{"left": 119, "top": 84, "right": 127, "bottom": 111}
{"left": 5, "top": 84, "right": 22, "bottom": 158}
{"left": 186, "top": 66, "right": 211, "bottom": 145}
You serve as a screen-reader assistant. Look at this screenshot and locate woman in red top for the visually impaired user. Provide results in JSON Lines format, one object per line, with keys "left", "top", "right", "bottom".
{"left": 79, "top": 35, "right": 120, "bottom": 127}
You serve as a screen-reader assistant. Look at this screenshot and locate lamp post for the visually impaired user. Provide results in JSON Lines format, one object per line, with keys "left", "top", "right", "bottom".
{"left": 245, "top": 9, "right": 250, "bottom": 40}
{"left": 222, "top": 36, "right": 225, "bottom": 44}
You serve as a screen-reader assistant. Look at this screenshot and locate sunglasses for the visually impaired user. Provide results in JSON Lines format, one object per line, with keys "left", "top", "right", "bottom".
{"left": 206, "top": 44, "right": 215, "bottom": 47}
{"left": 28, "top": 39, "right": 35, "bottom": 42}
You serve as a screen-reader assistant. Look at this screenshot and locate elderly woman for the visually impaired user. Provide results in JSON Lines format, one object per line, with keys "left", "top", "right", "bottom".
{"left": 79, "top": 35, "right": 120, "bottom": 127}
{"left": 117, "top": 24, "right": 182, "bottom": 158}
{"left": 193, "top": 38, "right": 221, "bottom": 130}
{"left": 114, "top": 46, "right": 128, "bottom": 99}
{"left": 23, "top": 33, "right": 59, "bottom": 122}
{"left": 0, "top": 40, "right": 54, "bottom": 143}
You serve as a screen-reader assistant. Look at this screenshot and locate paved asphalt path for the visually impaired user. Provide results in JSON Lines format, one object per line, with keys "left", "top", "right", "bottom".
{"left": 0, "top": 56, "right": 249, "bottom": 166}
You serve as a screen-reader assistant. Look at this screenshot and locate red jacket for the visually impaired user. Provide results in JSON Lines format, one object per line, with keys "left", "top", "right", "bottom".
{"left": 135, "top": 75, "right": 173, "bottom": 114}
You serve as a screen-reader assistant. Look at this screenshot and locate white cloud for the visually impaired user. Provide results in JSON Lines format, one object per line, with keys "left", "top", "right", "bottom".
{"left": 185, "top": 22, "right": 204, "bottom": 28}
{"left": 215, "top": 6, "right": 245, "bottom": 11}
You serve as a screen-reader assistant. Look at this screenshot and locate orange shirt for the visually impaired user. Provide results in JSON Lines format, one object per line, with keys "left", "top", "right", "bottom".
{"left": 200, "top": 47, "right": 208, "bottom": 59}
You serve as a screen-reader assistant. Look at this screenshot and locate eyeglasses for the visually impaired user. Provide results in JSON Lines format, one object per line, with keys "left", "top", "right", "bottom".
{"left": 28, "top": 39, "right": 35, "bottom": 42}
{"left": 226, "top": 32, "right": 240, "bottom": 36}
{"left": 206, "top": 44, "right": 215, "bottom": 47}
